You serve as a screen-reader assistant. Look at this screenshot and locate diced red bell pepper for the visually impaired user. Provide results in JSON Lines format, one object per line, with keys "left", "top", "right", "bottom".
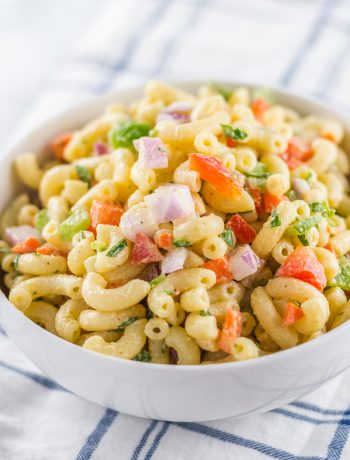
{"left": 226, "top": 137, "right": 236, "bottom": 148}
{"left": 12, "top": 237, "right": 41, "bottom": 254}
{"left": 248, "top": 187, "right": 265, "bottom": 215}
{"left": 189, "top": 153, "right": 243, "bottom": 198}
{"left": 251, "top": 98, "right": 269, "bottom": 121}
{"left": 203, "top": 257, "right": 234, "bottom": 284}
{"left": 157, "top": 232, "right": 173, "bottom": 250}
{"left": 263, "top": 192, "right": 288, "bottom": 213}
{"left": 90, "top": 200, "right": 124, "bottom": 231}
{"left": 50, "top": 132, "right": 73, "bottom": 160}
{"left": 281, "top": 137, "right": 312, "bottom": 169}
{"left": 282, "top": 302, "right": 305, "bottom": 326}
{"left": 37, "top": 244, "right": 66, "bottom": 257}
{"left": 277, "top": 246, "right": 327, "bottom": 291}
{"left": 219, "top": 309, "right": 242, "bottom": 354}
{"left": 130, "top": 233, "right": 163, "bottom": 265}
{"left": 226, "top": 214, "right": 256, "bottom": 244}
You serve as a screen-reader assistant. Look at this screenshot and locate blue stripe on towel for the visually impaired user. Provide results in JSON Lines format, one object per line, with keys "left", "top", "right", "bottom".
{"left": 291, "top": 400, "right": 350, "bottom": 417}
{"left": 76, "top": 408, "right": 118, "bottom": 460}
{"left": 131, "top": 420, "right": 159, "bottom": 460}
{"left": 174, "top": 422, "right": 323, "bottom": 460}
{"left": 326, "top": 405, "right": 350, "bottom": 460}
{"left": 0, "top": 360, "right": 66, "bottom": 391}
{"left": 144, "top": 422, "right": 170, "bottom": 460}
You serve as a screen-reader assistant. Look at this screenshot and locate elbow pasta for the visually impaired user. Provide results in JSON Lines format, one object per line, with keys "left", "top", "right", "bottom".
{"left": 3, "top": 81, "right": 350, "bottom": 365}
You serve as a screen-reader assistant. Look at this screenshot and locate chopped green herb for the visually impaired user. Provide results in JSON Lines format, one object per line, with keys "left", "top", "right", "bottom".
{"left": 245, "top": 162, "right": 271, "bottom": 179}
{"left": 113, "top": 316, "right": 139, "bottom": 333}
{"left": 75, "top": 165, "right": 92, "bottom": 187}
{"left": 199, "top": 310, "right": 211, "bottom": 316}
{"left": 209, "top": 82, "right": 233, "bottom": 101}
{"left": 164, "top": 289, "right": 174, "bottom": 296}
{"left": 286, "top": 190, "right": 298, "bottom": 201}
{"left": 298, "top": 234, "right": 309, "bottom": 246}
{"left": 149, "top": 128, "right": 158, "bottom": 137}
{"left": 285, "top": 215, "right": 322, "bottom": 236}
{"left": 309, "top": 202, "right": 335, "bottom": 217}
{"left": 247, "top": 176, "right": 267, "bottom": 192}
{"left": 133, "top": 350, "right": 151, "bottom": 362}
{"left": 270, "top": 209, "right": 281, "bottom": 228}
{"left": 60, "top": 209, "right": 90, "bottom": 241}
{"left": 328, "top": 257, "right": 350, "bottom": 291}
{"left": 305, "top": 172, "right": 313, "bottom": 181}
{"left": 106, "top": 239, "right": 127, "bottom": 257}
{"left": 221, "top": 124, "right": 248, "bottom": 141}
{"left": 13, "top": 255, "right": 20, "bottom": 272}
{"left": 149, "top": 274, "right": 166, "bottom": 288}
{"left": 91, "top": 241, "right": 107, "bottom": 253}
{"left": 35, "top": 209, "right": 49, "bottom": 232}
{"left": 220, "top": 229, "right": 234, "bottom": 246}
{"left": 172, "top": 239, "right": 192, "bottom": 248}
{"left": 110, "top": 121, "right": 150, "bottom": 150}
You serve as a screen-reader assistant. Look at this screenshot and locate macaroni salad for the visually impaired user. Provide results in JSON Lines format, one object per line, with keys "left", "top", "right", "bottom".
{"left": 2, "top": 81, "right": 350, "bottom": 365}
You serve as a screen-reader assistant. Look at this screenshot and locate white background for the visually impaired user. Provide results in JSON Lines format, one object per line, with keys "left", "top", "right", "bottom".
{"left": 0, "top": 0, "right": 105, "bottom": 149}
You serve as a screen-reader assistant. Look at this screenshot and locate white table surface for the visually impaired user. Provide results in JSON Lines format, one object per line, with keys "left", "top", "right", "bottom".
{"left": 0, "top": 0, "right": 106, "bottom": 150}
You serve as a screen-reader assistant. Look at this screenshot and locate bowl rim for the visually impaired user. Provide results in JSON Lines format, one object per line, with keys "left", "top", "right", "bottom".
{"left": 2, "top": 79, "right": 350, "bottom": 373}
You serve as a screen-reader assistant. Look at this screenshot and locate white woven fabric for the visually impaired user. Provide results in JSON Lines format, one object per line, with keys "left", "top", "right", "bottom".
{"left": 1, "top": 0, "right": 350, "bottom": 458}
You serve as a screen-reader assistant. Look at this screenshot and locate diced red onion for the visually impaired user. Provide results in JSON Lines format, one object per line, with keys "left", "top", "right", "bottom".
{"left": 156, "top": 101, "right": 193, "bottom": 124}
{"left": 133, "top": 137, "right": 168, "bottom": 169}
{"left": 94, "top": 142, "right": 108, "bottom": 155}
{"left": 144, "top": 184, "right": 195, "bottom": 224}
{"left": 5, "top": 226, "right": 42, "bottom": 245}
{"left": 161, "top": 248, "right": 188, "bottom": 274}
{"left": 119, "top": 205, "right": 159, "bottom": 242}
{"left": 292, "top": 178, "right": 310, "bottom": 198}
{"left": 228, "top": 245, "right": 261, "bottom": 281}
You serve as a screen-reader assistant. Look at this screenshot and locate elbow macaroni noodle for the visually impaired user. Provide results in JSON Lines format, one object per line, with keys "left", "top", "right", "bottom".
{"left": 2, "top": 80, "right": 350, "bottom": 364}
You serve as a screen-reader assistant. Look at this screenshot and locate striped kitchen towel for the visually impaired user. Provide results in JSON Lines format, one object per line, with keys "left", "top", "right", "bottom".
{"left": 2, "top": 0, "right": 350, "bottom": 459}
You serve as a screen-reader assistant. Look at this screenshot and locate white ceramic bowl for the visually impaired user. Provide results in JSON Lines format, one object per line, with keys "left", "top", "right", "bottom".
{"left": 1, "top": 82, "right": 350, "bottom": 422}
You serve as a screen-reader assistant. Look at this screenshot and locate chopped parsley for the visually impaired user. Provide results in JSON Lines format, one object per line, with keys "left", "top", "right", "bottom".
{"left": 309, "top": 202, "right": 335, "bottom": 218}
{"left": 221, "top": 124, "right": 248, "bottom": 141}
{"left": 113, "top": 316, "right": 139, "bottom": 333}
{"left": 106, "top": 239, "right": 127, "bottom": 257}
{"left": 164, "top": 289, "right": 174, "bottom": 296}
{"left": 245, "top": 162, "right": 271, "bottom": 179}
{"left": 172, "top": 239, "right": 192, "bottom": 248}
{"left": 298, "top": 234, "right": 309, "bottom": 246}
{"left": 110, "top": 121, "right": 151, "bottom": 150}
{"left": 91, "top": 241, "right": 107, "bottom": 253}
{"left": 149, "top": 274, "right": 166, "bottom": 288}
{"left": 220, "top": 229, "right": 234, "bottom": 246}
{"left": 133, "top": 350, "right": 151, "bottom": 362}
{"left": 285, "top": 215, "right": 322, "bottom": 236}
{"left": 328, "top": 257, "right": 350, "bottom": 291}
{"left": 13, "top": 255, "right": 20, "bottom": 272}
{"left": 75, "top": 165, "right": 92, "bottom": 187}
{"left": 199, "top": 310, "right": 211, "bottom": 316}
{"left": 35, "top": 209, "right": 49, "bottom": 232}
{"left": 209, "top": 82, "right": 233, "bottom": 101}
{"left": 270, "top": 209, "right": 281, "bottom": 228}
